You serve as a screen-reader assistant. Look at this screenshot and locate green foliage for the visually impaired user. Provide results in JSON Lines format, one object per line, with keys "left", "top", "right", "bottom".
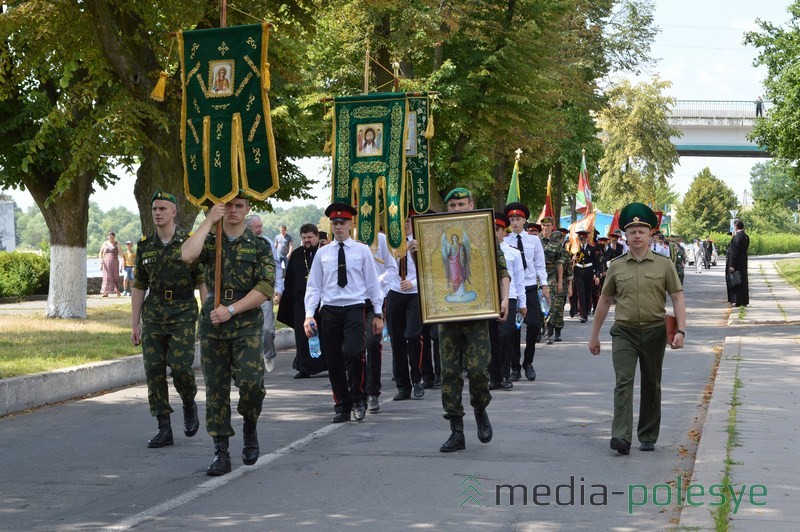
{"left": 749, "top": 160, "right": 800, "bottom": 211}
{"left": 738, "top": 202, "right": 800, "bottom": 235}
{"left": 596, "top": 77, "right": 681, "bottom": 211}
{"left": 743, "top": 232, "right": 800, "bottom": 255}
{"left": 0, "top": 251, "right": 49, "bottom": 297}
{"left": 674, "top": 168, "right": 738, "bottom": 237}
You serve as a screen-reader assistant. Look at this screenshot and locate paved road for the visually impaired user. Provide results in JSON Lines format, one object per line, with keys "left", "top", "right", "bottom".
{"left": 0, "top": 264, "right": 731, "bottom": 530}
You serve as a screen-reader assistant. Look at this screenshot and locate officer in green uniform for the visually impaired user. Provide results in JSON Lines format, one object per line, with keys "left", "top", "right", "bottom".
{"left": 131, "top": 191, "right": 207, "bottom": 449}
{"left": 588, "top": 202, "right": 686, "bottom": 455}
{"left": 408, "top": 187, "right": 510, "bottom": 452}
{"left": 539, "top": 217, "right": 564, "bottom": 344}
{"left": 181, "top": 193, "right": 275, "bottom": 476}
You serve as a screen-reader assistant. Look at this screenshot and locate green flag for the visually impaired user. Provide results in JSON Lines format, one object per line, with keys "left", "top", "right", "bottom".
{"left": 506, "top": 158, "right": 521, "bottom": 204}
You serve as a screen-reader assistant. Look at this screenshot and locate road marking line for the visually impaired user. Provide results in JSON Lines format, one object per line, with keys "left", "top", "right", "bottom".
{"left": 105, "top": 423, "right": 343, "bottom": 530}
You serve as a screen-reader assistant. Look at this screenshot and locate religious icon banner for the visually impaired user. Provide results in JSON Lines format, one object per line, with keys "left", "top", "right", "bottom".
{"left": 178, "top": 23, "right": 278, "bottom": 206}
{"left": 405, "top": 95, "right": 431, "bottom": 215}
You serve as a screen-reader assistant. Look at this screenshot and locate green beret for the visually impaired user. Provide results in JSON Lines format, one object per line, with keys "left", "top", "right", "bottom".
{"left": 619, "top": 202, "right": 658, "bottom": 230}
{"left": 444, "top": 187, "right": 472, "bottom": 203}
{"left": 150, "top": 190, "right": 177, "bottom": 205}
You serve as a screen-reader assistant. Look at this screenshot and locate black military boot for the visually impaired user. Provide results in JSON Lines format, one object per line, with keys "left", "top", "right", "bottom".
{"left": 147, "top": 414, "right": 174, "bottom": 448}
{"left": 439, "top": 417, "right": 465, "bottom": 452}
{"left": 554, "top": 328, "right": 562, "bottom": 342}
{"left": 207, "top": 437, "right": 232, "bottom": 476}
{"left": 474, "top": 409, "right": 493, "bottom": 443}
{"left": 242, "top": 418, "right": 260, "bottom": 466}
{"left": 183, "top": 400, "right": 199, "bottom": 437}
{"left": 546, "top": 326, "right": 554, "bottom": 345}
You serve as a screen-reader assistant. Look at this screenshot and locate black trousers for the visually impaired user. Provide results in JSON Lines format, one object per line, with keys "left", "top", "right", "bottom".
{"left": 420, "top": 323, "right": 440, "bottom": 382}
{"left": 489, "top": 298, "right": 517, "bottom": 383}
{"left": 364, "top": 300, "right": 383, "bottom": 397}
{"left": 292, "top": 301, "right": 327, "bottom": 376}
{"left": 387, "top": 290, "right": 423, "bottom": 393}
{"left": 320, "top": 304, "right": 366, "bottom": 413}
{"left": 513, "top": 284, "right": 540, "bottom": 370}
{"left": 574, "top": 268, "right": 593, "bottom": 320}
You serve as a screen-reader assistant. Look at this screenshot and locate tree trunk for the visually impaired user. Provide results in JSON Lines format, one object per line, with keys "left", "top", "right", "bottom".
{"left": 25, "top": 170, "right": 93, "bottom": 319}
{"left": 553, "top": 161, "right": 563, "bottom": 223}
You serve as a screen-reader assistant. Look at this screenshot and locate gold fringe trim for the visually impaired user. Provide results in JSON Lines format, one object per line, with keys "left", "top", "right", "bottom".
{"left": 263, "top": 63, "right": 271, "bottom": 91}
{"left": 424, "top": 111, "right": 434, "bottom": 139}
{"left": 322, "top": 138, "right": 332, "bottom": 153}
{"left": 150, "top": 71, "right": 168, "bottom": 102}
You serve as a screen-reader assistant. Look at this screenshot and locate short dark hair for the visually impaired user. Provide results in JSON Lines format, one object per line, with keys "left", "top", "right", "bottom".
{"left": 299, "top": 223, "right": 319, "bottom": 236}
{"left": 735, "top": 220, "right": 744, "bottom": 230}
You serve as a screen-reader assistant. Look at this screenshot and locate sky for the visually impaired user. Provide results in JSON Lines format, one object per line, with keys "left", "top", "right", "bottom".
{"left": 3, "top": 0, "right": 794, "bottom": 213}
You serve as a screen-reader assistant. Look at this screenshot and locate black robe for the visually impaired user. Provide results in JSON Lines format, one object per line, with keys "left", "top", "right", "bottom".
{"left": 277, "top": 245, "right": 327, "bottom": 375}
{"left": 728, "top": 231, "right": 750, "bottom": 307}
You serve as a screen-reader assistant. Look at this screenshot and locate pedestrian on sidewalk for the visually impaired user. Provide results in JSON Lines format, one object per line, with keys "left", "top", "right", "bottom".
{"left": 728, "top": 220, "right": 750, "bottom": 307}
{"left": 181, "top": 193, "right": 275, "bottom": 476}
{"left": 131, "top": 191, "right": 207, "bottom": 449}
{"left": 588, "top": 202, "right": 686, "bottom": 456}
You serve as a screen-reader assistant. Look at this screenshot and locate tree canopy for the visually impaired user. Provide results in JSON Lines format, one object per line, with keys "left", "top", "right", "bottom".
{"left": 674, "top": 167, "right": 738, "bottom": 238}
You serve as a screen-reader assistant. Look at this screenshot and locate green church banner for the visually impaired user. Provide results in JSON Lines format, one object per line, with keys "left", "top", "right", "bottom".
{"left": 331, "top": 92, "right": 432, "bottom": 251}
{"left": 178, "top": 23, "right": 278, "bottom": 206}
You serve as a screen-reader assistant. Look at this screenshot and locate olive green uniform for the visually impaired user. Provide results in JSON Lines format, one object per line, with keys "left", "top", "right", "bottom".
{"left": 602, "top": 249, "right": 682, "bottom": 445}
{"left": 439, "top": 242, "right": 509, "bottom": 419}
{"left": 196, "top": 229, "right": 275, "bottom": 437}
{"left": 548, "top": 243, "right": 571, "bottom": 330}
{"left": 133, "top": 229, "right": 204, "bottom": 417}
{"left": 540, "top": 234, "right": 565, "bottom": 330}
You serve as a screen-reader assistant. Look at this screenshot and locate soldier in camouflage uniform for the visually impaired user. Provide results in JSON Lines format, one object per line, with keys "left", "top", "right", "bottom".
{"left": 131, "top": 191, "right": 206, "bottom": 449}
{"left": 549, "top": 227, "right": 572, "bottom": 342}
{"left": 182, "top": 193, "right": 275, "bottom": 476}
{"left": 670, "top": 235, "right": 686, "bottom": 285}
{"left": 539, "top": 217, "right": 565, "bottom": 344}
{"left": 408, "top": 188, "right": 510, "bottom": 453}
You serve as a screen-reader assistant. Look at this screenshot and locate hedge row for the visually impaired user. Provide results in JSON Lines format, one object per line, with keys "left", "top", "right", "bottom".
{"left": 703, "top": 232, "right": 800, "bottom": 256}
{"left": 0, "top": 252, "right": 49, "bottom": 298}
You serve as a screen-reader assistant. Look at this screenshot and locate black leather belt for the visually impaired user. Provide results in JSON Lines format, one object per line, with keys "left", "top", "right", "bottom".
{"left": 151, "top": 288, "right": 195, "bottom": 301}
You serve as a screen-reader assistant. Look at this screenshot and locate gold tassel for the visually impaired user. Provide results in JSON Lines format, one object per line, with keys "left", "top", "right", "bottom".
{"left": 424, "top": 111, "right": 434, "bottom": 139}
{"left": 149, "top": 71, "right": 168, "bottom": 102}
{"left": 262, "top": 63, "right": 271, "bottom": 91}
{"left": 323, "top": 138, "right": 332, "bottom": 153}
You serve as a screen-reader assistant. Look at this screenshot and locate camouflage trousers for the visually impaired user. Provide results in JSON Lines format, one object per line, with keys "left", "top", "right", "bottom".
{"left": 141, "top": 322, "right": 198, "bottom": 416}
{"left": 200, "top": 334, "right": 265, "bottom": 438}
{"left": 546, "top": 280, "right": 568, "bottom": 330}
{"left": 439, "top": 321, "right": 491, "bottom": 419}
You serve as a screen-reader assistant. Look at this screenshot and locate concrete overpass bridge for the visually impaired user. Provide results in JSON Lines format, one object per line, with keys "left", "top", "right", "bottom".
{"left": 668, "top": 100, "right": 770, "bottom": 157}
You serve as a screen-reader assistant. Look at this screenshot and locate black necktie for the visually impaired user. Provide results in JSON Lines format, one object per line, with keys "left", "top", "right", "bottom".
{"left": 516, "top": 234, "right": 527, "bottom": 270}
{"left": 337, "top": 242, "right": 348, "bottom": 287}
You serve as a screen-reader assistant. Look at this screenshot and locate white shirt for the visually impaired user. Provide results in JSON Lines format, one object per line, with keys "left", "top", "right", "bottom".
{"left": 651, "top": 242, "right": 671, "bottom": 258}
{"left": 304, "top": 236, "right": 384, "bottom": 316}
{"left": 500, "top": 241, "right": 526, "bottom": 309}
{"left": 371, "top": 232, "right": 397, "bottom": 296}
{"left": 505, "top": 230, "right": 548, "bottom": 286}
{"left": 386, "top": 236, "right": 419, "bottom": 295}
{"left": 260, "top": 235, "right": 284, "bottom": 295}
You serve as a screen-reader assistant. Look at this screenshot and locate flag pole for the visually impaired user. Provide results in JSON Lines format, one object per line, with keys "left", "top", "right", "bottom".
{"left": 213, "top": 0, "right": 228, "bottom": 310}
{"left": 363, "top": 41, "right": 370, "bottom": 94}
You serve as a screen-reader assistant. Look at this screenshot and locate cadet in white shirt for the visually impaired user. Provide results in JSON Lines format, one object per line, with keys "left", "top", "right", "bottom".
{"left": 303, "top": 203, "right": 384, "bottom": 424}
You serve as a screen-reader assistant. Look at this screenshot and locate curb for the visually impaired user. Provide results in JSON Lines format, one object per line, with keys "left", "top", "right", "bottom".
{"left": 0, "top": 328, "right": 296, "bottom": 417}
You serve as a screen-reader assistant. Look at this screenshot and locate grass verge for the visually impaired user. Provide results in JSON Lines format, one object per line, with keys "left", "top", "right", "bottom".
{"left": 775, "top": 258, "right": 800, "bottom": 290}
{"left": 711, "top": 355, "right": 743, "bottom": 531}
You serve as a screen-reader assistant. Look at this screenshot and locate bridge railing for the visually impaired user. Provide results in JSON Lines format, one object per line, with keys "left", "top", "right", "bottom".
{"left": 670, "top": 100, "right": 768, "bottom": 119}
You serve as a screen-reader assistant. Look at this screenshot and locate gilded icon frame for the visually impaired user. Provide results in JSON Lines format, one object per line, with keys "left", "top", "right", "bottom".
{"left": 412, "top": 209, "right": 500, "bottom": 324}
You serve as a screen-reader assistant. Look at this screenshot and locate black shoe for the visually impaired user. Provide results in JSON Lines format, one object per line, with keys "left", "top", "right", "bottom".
{"left": 392, "top": 391, "right": 411, "bottom": 401}
{"left": 554, "top": 328, "right": 562, "bottom": 342}
{"left": 439, "top": 417, "right": 465, "bottom": 452}
{"left": 183, "top": 400, "right": 199, "bottom": 438}
{"left": 488, "top": 381, "right": 502, "bottom": 390}
{"left": 242, "top": 418, "right": 259, "bottom": 465}
{"left": 546, "top": 336, "right": 553, "bottom": 345}
{"left": 293, "top": 371, "right": 310, "bottom": 379}
{"left": 474, "top": 409, "right": 493, "bottom": 443}
{"left": 640, "top": 442, "right": 655, "bottom": 452}
{"left": 422, "top": 380, "right": 434, "bottom": 389}
{"left": 510, "top": 370, "right": 521, "bottom": 382}
{"left": 353, "top": 403, "right": 367, "bottom": 421}
{"left": 332, "top": 411, "right": 351, "bottom": 423}
{"left": 432, "top": 376, "right": 442, "bottom": 388}
{"left": 580, "top": 317, "right": 587, "bottom": 323}
{"left": 524, "top": 364, "right": 536, "bottom": 381}
{"left": 367, "top": 395, "right": 380, "bottom": 413}
{"left": 502, "top": 378, "right": 513, "bottom": 390}
{"left": 148, "top": 414, "right": 174, "bottom": 448}
{"left": 207, "top": 437, "right": 232, "bottom": 476}
{"left": 413, "top": 381, "right": 425, "bottom": 398}
{"left": 610, "top": 437, "right": 631, "bottom": 455}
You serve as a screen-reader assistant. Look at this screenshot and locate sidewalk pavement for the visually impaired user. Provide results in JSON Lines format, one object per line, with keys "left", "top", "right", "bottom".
{"left": 680, "top": 256, "right": 800, "bottom": 529}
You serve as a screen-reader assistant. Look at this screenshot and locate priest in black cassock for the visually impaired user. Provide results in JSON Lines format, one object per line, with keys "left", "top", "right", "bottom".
{"left": 277, "top": 223, "right": 328, "bottom": 378}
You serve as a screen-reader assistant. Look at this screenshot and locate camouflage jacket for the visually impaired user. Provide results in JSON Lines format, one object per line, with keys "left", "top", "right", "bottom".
{"left": 133, "top": 228, "right": 204, "bottom": 325}
{"left": 540, "top": 233, "right": 565, "bottom": 280}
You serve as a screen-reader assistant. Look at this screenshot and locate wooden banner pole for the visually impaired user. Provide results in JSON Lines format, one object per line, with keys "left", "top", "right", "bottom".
{"left": 213, "top": 0, "right": 228, "bottom": 310}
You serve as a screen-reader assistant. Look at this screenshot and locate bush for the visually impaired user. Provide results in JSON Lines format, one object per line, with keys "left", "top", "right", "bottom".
{"left": 0, "top": 251, "right": 50, "bottom": 298}
{"left": 708, "top": 231, "right": 800, "bottom": 256}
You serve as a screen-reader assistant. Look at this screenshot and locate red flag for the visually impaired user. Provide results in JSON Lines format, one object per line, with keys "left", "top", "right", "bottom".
{"left": 576, "top": 150, "right": 592, "bottom": 215}
{"left": 608, "top": 209, "right": 620, "bottom": 236}
{"left": 537, "top": 173, "right": 554, "bottom": 223}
